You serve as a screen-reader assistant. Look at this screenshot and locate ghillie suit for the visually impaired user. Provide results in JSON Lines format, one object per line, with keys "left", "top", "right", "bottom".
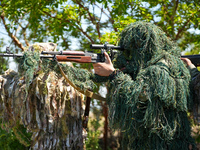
{"left": 0, "top": 43, "right": 94, "bottom": 149}
{"left": 102, "top": 22, "right": 196, "bottom": 149}
{"left": 188, "top": 64, "right": 200, "bottom": 123}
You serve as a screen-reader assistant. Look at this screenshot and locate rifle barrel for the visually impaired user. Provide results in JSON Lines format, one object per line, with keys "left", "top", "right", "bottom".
{"left": 0, "top": 53, "right": 54, "bottom": 58}
{"left": 41, "top": 51, "right": 85, "bottom": 55}
{"left": 0, "top": 53, "right": 23, "bottom": 57}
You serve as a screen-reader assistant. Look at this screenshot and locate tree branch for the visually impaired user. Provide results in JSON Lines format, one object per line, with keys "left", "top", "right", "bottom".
{"left": 175, "top": 15, "right": 194, "bottom": 40}
{"left": 94, "top": 3, "right": 118, "bottom": 32}
{"left": 41, "top": 10, "right": 94, "bottom": 43}
{"left": 75, "top": 0, "right": 101, "bottom": 39}
{"left": 170, "top": 0, "right": 179, "bottom": 37}
{"left": 0, "top": 12, "right": 25, "bottom": 51}
{"left": 19, "top": 23, "right": 30, "bottom": 47}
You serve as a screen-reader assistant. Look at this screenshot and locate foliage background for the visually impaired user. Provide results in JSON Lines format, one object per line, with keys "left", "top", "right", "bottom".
{"left": 0, "top": 0, "right": 200, "bottom": 149}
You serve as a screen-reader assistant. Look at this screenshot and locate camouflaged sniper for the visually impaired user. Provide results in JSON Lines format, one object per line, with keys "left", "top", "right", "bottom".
{"left": 104, "top": 21, "right": 196, "bottom": 149}
{"left": 189, "top": 65, "right": 200, "bottom": 123}
{"left": 0, "top": 43, "right": 85, "bottom": 149}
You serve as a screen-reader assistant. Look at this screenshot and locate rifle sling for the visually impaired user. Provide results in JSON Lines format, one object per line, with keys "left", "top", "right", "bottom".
{"left": 58, "top": 63, "right": 106, "bottom": 101}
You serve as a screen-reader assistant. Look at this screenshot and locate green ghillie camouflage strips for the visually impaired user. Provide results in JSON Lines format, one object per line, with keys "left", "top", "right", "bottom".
{"left": 192, "top": 72, "right": 200, "bottom": 123}
{"left": 103, "top": 21, "right": 196, "bottom": 149}
{"left": 0, "top": 43, "right": 86, "bottom": 149}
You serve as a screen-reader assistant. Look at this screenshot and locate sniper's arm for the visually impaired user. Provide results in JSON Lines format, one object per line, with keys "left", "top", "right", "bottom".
{"left": 181, "top": 57, "right": 200, "bottom": 80}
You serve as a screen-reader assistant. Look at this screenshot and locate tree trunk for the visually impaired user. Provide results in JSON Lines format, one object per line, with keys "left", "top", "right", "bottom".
{"left": 103, "top": 102, "right": 108, "bottom": 150}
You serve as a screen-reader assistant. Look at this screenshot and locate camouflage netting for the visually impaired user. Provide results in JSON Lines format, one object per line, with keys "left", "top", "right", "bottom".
{"left": 0, "top": 43, "right": 91, "bottom": 149}
{"left": 101, "top": 21, "right": 196, "bottom": 149}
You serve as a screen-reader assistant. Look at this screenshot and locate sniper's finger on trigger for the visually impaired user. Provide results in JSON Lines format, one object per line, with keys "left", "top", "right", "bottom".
{"left": 104, "top": 52, "right": 112, "bottom": 63}
{"left": 92, "top": 63, "right": 98, "bottom": 67}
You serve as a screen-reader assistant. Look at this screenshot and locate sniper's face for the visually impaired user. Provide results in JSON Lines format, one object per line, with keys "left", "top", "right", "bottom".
{"left": 121, "top": 40, "right": 145, "bottom": 63}
{"left": 119, "top": 24, "right": 151, "bottom": 62}
{"left": 123, "top": 48, "right": 133, "bottom": 61}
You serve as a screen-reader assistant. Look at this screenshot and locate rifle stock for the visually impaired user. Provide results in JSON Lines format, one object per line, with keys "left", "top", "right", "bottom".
{"left": 56, "top": 55, "right": 93, "bottom": 63}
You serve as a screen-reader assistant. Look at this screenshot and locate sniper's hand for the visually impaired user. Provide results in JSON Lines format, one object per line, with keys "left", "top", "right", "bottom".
{"left": 181, "top": 58, "right": 192, "bottom": 67}
{"left": 93, "top": 52, "right": 115, "bottom": 76}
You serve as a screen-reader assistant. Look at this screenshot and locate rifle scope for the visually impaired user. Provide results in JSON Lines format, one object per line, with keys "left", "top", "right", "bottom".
{"left": 90, "top": 44, "right": 123, "bottom": 50}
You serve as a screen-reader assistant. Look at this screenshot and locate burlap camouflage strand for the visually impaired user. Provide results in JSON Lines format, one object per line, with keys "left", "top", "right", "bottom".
{"left": 0, "top": 43, "right": 84, "bottom": 150}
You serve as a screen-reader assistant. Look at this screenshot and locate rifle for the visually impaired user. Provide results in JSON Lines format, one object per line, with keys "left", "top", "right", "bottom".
{"left": 0, "top": 44, "right": 122, "bottom": 63}
{"left": 1, "top": 45, "right": 199, "bottom": 66}
{"left": 181, "top": 54, "right": 200, "bottom": 67}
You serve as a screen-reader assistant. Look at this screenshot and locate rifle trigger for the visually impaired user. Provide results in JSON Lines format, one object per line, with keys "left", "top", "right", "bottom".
{"left": 53, "top": 55, "right": 57, "bottom": 61}
{"left": 101, "top": 49, "right": 105, "bottom": 62}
